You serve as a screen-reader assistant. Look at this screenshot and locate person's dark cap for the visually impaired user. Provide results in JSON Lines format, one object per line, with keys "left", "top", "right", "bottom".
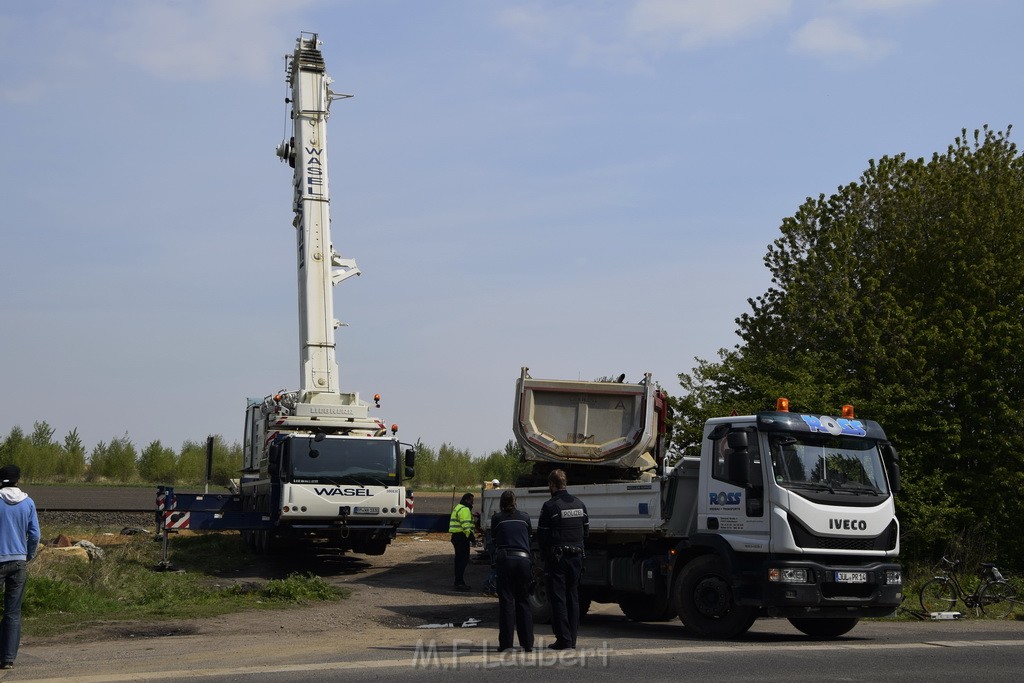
{"left": 0, "top": 465, "right": 20, "bottom": 486}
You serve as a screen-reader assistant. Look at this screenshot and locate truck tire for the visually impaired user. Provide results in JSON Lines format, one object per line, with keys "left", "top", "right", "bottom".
{"left": 673, "top": 555, "right": 756, "bottom": 639}
{"left": 255, "top": 530, "right": 270, "bottom": 555}
{"left": 256, "top": 529, "right": 285, "bottom": 555}
{"left": 528, "top": 578, "right": 552, "bottom": 624}
{"left": 356, "top": 539, "right": 389, "bottom": 556}
{"left": 618, "top": 594, "right": 677, "bottom": 622}
{"left": 787, "top": 617, "right": 859, "bottom": 639}
{"left": 579, "top": 590, "right": 592, "bottom": 620}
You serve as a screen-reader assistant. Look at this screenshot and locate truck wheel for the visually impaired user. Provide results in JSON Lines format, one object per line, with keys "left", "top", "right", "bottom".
{"left": 788, "top": 617, "right": 859, "bottom": 639}
{"left": 528, "top": 571, "right": 552, "bottom": 624}
{"left": 674, "top": 555, "right": 756, "bottom": 638}
{"left": 358, "top": 539, "right": 389, "bottom": 556}
{"left": 579, "top": 591, "right": 592, "bottom": 620}
{"left": 528, "top": 586, "right": 552, "bottom": 624}
{"left": 618, "top": 594, "right": 677, "bottom": 622}
{"left": 256, "top": 530, "right": 284, "bottom": 555}
{"left": 255, "top": 530, "right": 269, "bottom": 555}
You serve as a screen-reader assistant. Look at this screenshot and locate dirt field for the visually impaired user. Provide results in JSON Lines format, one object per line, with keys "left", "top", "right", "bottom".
{"left": 18, "top": 532, "right": 516, "bottom": 679}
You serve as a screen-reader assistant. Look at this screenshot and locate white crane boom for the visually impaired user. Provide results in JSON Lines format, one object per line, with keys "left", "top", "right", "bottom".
{"left": 276, "top": 32, "right": 360, "bottom": 399}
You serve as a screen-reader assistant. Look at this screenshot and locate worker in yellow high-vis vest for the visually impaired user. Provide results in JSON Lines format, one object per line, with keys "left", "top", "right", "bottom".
{"left": 449, "top": 492, "right": 476, "bottom": 591}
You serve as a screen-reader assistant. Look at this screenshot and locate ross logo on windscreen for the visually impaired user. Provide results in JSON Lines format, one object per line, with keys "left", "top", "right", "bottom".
{"left": 799, "top": 415, "right": 867, "bottom": 437}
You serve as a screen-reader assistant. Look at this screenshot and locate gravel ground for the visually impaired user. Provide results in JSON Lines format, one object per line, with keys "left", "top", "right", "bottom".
{"left": 21, "top": 533, "right": 505, "bottom": 672}
{"left": 38, "top": 511, "right": 157, "bottom": 532}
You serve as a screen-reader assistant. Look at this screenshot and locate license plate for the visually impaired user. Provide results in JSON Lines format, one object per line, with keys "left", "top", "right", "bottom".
{"left": 354, "top": 506, "right": 380, "bottom": 514}
{"left": 835, "top": 571, "right": 867, "bottom": 583}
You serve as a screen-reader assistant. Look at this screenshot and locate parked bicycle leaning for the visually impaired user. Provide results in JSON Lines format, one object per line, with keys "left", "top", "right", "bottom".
{"left": 919, "top": 557, "right": 1017, "bottom": 617}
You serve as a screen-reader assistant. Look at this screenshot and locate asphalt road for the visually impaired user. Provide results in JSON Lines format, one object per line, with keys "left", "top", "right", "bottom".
{"left": 12, "top": 618, "right": 1024, "bottom": 682}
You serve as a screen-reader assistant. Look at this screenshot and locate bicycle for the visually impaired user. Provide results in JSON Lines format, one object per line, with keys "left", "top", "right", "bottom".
{"left": 919, "top": 557, "right": 1018, "bottom": 617}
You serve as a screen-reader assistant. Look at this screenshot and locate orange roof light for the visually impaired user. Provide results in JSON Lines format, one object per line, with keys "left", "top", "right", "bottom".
{"left": 391, "top": 424, "right": 399, "bottom": 435}
{"left": 374, "top": 393, "right": 381, "bottom": 408}
{"left": 776, "top": 397, "right": 790, "bottom": 412}
{"left": 841, "top": 404, "right": 855, "bottom": 419}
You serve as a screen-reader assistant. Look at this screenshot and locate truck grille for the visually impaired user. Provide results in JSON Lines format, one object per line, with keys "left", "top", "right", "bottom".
{"left": 789, "top": 518, "right": 897, "bottom": 551}
{"left": 822, "top": 583, "right": 876, "bottom": 599}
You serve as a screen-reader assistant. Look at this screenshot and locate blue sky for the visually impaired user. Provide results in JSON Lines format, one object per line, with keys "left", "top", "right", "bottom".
{"left": 1, "top": 0, "right": 1020, "bottom": 459}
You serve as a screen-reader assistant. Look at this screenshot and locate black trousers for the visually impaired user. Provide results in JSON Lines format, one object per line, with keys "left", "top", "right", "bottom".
{"left": 451, "top": 533, "right": 470, "bottom": 585}
{"left": 496, "top": 556, "right": 534, "bottom": 650}
{"left": 545, "top": 554, "right": 583, "bottom": 647}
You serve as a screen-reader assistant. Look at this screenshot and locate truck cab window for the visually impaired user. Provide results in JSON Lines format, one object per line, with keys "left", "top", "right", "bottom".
{"left": 711, "top": 429, "right": 764, "bottom": 517}
{"left": 769, "top": 433, "right": 889, "bottom": 502}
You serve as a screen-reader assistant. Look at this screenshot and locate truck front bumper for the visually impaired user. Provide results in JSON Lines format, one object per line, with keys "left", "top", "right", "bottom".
{"left": 754, "top": 558, "right": 902, "bottom": 618}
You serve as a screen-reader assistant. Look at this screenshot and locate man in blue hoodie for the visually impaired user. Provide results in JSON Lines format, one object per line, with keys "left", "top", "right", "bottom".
{"left": 0, "top": 464, "right": 40, "bottom": 671}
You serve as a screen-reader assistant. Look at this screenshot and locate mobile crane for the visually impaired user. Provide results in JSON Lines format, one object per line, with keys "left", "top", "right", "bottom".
{"left": 157, "top": 33, "right": 414, "bottom": 557}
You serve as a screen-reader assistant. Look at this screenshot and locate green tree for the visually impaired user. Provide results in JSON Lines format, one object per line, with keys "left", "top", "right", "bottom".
{"left": 58, "top": 428, "right": 87, "bottom": 481}
{"left": 673, "top": 126, "right": 1024, "bottom": 565}
{"left": 138, "top": 440, "right": 179, "bottom": 483}
{"left": 177, "top": 440, "right": 207, "bottom": 484}
{"left": 29, "top": 421, "right": 55, "bottom": 448}
{"left": 90, "top": 434, "right": 139, "bottom": 481}
{"left": 478, "top": 440, "right": 530, "bottom": 486}
{"left": 433, "top": 443, "right": 476, "bottom": 488}
{"left": 25, "top": 421, "right": 61, "bottom": 480}
{"left": 409, "top": 440, "right": 436, "bottom": 487}
{"left": 209, "top": 435, "right": 242, "bottom": 487}
{"left": 0, "top": 427, "right": 30, "bottom": 475}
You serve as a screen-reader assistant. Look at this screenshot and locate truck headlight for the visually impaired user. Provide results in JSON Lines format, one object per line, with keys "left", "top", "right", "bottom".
{"left": 885, "top": 570, "right": 902, "bottom": 585}
{"left": 768, "top": 567, "right": 808, "bottom": 583}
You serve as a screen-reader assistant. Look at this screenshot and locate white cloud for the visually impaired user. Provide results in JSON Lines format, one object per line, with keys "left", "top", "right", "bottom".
{"left": 493, "top": 0, "right": 933, "bottom": 72}
{"left": 0, "top": 0, "right": 323, "bottom": 102}
{"left": 836, "top": 0, "right": 937, "bottom": 13}
{"left": 790, "top": 16, "right": 891, "bottom": 62}
{"left": 107, "top": 0, "right": 322, "bottom": 83}
{"left": 494, "top": 0, "right": 795, "bottom": 73}
{"left": 627, "top": 0, "right": 793, "bottom": 49}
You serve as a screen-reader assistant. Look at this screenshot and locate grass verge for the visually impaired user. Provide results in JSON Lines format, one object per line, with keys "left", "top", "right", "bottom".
{"left": 23, "top": 527, "right": 348, "bottom": 637}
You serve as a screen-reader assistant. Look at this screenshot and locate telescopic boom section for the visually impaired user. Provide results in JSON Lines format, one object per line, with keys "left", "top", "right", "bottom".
{"left": 277, "top": 33, "right": 360, "bottom": 399}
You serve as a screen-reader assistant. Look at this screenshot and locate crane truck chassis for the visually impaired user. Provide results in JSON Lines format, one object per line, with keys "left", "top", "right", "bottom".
{"left": 482, "top": 369, "right": 903, "bottom": 639}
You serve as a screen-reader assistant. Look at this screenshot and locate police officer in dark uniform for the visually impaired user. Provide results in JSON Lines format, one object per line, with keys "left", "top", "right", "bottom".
{"left": 490, "top": 490, "right": 534, "bottom": 652}
{"left": 536, "top": 469, "right": 588, "bottom": 650}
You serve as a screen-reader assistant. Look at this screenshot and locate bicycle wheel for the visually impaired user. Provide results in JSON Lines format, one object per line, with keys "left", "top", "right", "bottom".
{"left": 979, "top": 580, "right": 1016, "bottom": 618}
{"left": 920, "top": 578, "right": 957, "bottom": 613}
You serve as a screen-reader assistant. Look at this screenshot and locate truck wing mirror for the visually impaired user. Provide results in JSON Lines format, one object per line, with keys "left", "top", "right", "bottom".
{"left": 888, "top": 462, "right": 901, "bottom": 495}
{"left": 268, "top": 446, "right": 282, "bottom": 477}
{"left": 403, "top": 448, "right": 416, "bottom": 479}
{"left": 728, "top": 450, "right": 749, "bottom": 486}
{"left": 726, "top": 431, "right": 748, "bottom": 451}
{"left": 708, "top": 424, "right": 730, "bottom": 441}
{"left": 880, "top": 442, "right": 901, "bottom": 495}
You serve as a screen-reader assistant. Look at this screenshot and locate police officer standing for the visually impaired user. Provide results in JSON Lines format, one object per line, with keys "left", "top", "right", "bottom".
{"left": 449, "top": 493, "right": 475, "bottom": 591}
{"left": 490, "top": 490, "right": 534, "bottom": 652}
{"left": 536, "top": 469, "right": 588, "bottom": 650}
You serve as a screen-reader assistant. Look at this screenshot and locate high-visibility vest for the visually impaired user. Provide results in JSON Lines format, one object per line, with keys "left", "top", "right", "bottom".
{"left": 449, "top": 503, "right": 474, "bottom": 536}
